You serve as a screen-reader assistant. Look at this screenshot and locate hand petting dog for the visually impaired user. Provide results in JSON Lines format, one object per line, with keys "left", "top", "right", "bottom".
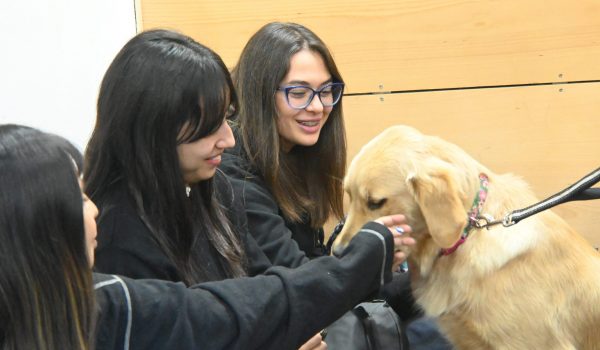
{"left": 374, "top": 214, "right": 415, "bottom": 272}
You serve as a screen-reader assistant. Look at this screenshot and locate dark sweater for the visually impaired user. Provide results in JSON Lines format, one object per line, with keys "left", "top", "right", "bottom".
{"left": 93, "top": 221, "right": 395, "bottom": 350}
{"left": 93, "top": 173, "right": 272, "bottom": 281}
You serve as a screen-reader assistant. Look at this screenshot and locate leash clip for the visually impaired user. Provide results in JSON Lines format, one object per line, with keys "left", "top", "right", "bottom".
{"left": 471, "top": 213, "right": 503, "bottom": 229}
{"left": 502, "top": 213, "right": 516, "bottom": 227}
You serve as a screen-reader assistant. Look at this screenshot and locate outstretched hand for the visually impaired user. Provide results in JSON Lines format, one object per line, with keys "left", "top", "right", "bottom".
{"left": 374, "top": 214, "right": 415, "bottom": 272}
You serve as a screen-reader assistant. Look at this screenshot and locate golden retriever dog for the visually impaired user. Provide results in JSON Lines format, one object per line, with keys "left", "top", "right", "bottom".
{"left": 332, "top": 125, "right": 600, "bottom": 349}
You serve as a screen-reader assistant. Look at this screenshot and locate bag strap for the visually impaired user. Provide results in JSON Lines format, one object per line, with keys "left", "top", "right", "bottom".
{"left": 353, "top": 305, "right": 377, "bottom": 350}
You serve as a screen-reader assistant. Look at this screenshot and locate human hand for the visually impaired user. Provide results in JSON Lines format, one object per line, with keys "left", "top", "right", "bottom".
{"left": 374, "top": 214, "right": 415, "bottom": 272}
{"left": 298, "top": 332, "right": 327, "bottom": 350}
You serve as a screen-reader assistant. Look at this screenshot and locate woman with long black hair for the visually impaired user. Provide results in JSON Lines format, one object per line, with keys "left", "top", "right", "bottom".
{"left": 84, "top": 29, "right": 249, "bottom": 283}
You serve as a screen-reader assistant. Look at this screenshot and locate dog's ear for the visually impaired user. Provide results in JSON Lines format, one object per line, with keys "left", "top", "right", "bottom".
{"left": 407, "top": 161, "right": 467, "bottom": 249}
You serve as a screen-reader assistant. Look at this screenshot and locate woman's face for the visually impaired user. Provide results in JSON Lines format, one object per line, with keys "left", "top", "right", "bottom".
{"left": 275, "top": 49, "right": 333, "bottom": 152}
{"left": 80, "top": 182, "right": 99, "bottom": 267}
{"left": 177, "top": 118, "right": 235, "bottom": 184}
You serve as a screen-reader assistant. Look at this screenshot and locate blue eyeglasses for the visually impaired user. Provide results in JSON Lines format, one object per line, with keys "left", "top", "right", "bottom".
{"left": 276, "top": 82, "right": 345, "bottom": 110}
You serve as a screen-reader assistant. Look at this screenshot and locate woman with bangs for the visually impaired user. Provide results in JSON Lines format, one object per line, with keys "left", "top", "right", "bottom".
{"left": 85, "top": 29, "right": 256, "bottom": 284}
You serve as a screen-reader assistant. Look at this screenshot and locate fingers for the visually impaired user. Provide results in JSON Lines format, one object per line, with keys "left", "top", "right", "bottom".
{"left": 392, "top": 225, "right": 414, "bottom": 250}
{"left": 374, "top": 214, "right": 407, "bottom": 227}
{"left": 373, "top": 214, "right": 415, "bottom": 273}
{"left": 314, "top": 341, "right": 327, "bottom": 350}
{"left": 392, "top": 250, "right": 408, "bottom": 272}
{"left": 298, "top": 333, "right": 326, "bottom": 350}
{"left": 394, "top": 235, "right": 416, "bottom": 249}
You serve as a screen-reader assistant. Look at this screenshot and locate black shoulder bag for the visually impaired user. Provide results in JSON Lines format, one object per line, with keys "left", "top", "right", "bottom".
{"left": 324, "top": 221, "right": 408, "bottom": 350}
{"left": 324, "top": 300, "right": 407, "bottom": 350}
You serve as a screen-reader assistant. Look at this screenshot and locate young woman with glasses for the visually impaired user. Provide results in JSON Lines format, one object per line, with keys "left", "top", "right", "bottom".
{"left": 221, "top": 22, "right": 453, "bottom": 349}
{"left": 0, "top": 124, "right": 412, "bottom": 349}
{"left": 222, "top": 22, "right": 348, "bottom": 267}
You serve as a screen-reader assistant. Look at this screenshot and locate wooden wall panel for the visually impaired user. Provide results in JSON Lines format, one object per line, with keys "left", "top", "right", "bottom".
{"left": 342, "top": 83, "right": 600, "bottom": 246}
{"left": 138, "top": 0, "right": 600, "bottom": 246}
{"left": 138, "top": 0, "right": 600, "bottom": 93}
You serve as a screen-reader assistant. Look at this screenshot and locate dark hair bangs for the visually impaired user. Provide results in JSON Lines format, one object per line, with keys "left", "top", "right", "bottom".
{"left": 177, "top": 60, "right": 237, "bottom": 144}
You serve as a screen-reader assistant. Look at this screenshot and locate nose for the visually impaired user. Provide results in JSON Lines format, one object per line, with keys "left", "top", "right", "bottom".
{"left": 91, "top": 199, "right": 99, "bottom": 219}
{"left": 215, "top": 121, "right": 235, "bottom": 149}
{"left": 305, "top": 93, "right": 324, "bottom": 112}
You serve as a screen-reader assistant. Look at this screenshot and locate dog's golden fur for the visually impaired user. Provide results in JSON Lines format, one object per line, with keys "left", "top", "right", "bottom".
{"left": 333, "top": 125, "right": 600, "bottom": 349}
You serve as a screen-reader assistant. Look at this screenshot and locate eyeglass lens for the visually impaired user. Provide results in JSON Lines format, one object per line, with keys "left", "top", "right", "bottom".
{"left": 286, "top": 84, "right": 343, "bottom": 109}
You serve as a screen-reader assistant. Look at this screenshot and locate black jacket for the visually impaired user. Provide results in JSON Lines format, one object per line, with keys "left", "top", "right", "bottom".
{"left": 220, "top": 141, "right": 325, "bottom": 268}
{"left": 93, "top": 221, "right": 395, "bottom": 350}
{"left": 94, "top": 174, "right": 272, "bottom": 281}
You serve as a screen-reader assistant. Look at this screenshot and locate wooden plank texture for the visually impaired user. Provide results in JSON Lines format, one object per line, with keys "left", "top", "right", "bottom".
{"left": 342, "top": 83, "right": 600, "bottom": 246}
{"left": 138, "top": 0, "right": 600, "bottom": 93}
{"left": 138, "top": 0, "right": 600, "bottom": 245}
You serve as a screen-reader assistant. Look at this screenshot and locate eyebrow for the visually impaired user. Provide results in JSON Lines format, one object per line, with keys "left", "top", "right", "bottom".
{"left": 284, "top": 78, "right": 333, "bottom": 87}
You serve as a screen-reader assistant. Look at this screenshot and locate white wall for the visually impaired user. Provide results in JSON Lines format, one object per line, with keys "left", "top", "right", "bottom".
{"left": 0, "top": 0, "right": 137, "bottom": 150}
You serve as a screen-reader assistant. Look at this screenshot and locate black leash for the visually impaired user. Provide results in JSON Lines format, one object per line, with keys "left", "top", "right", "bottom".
{"left": 479, "top": 167, "right": 600, "bottom": 228}
{"left": 325, "top": 217, "right": 346, "bottom": 255}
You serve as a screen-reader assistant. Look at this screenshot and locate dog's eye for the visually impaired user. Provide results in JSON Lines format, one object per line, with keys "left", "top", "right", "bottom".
{"left": 367, "top": 198, "right": 387, "bottom": 210}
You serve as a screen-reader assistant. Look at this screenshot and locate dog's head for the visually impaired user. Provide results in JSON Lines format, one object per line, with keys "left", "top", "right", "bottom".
{"left": 332, "top": 125, "right": 485, "bottom": 258}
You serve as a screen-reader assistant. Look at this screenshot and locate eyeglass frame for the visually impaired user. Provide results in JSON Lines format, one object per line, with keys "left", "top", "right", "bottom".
{"left": 276, "top": 82, "right": 345, "bottom": 110}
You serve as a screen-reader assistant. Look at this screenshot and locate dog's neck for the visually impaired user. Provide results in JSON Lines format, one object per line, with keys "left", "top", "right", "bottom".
{"left": 439, "top": 173, "right": 490, "bottom": 256}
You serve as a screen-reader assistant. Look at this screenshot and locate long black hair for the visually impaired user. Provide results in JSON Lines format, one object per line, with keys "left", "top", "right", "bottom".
{"left": 232, "top": 22, "right": 346, "bottom": 227}
{"left": 0, "top": 124, "right": 94, "bottom": 349}
{"left": 84, "top": 29, "right": 246, "bottom": 284}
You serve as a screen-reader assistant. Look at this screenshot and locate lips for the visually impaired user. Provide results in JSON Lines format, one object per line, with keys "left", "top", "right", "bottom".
{"left": 298, "top": 120, "right": 320, "bottom": 127}
{"left": 296, "top": 119, "right": 322, "bottom": 134}
{"left": 297, "top": 119, "right": 321, "bottom": 127}
{"left": 206, "top": 153, "right": 222, "bottom": 166}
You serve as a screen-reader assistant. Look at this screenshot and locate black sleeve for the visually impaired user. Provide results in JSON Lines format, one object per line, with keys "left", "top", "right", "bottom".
{"left": 94, "top": 222, "right": 395, "bottom": 350}
{"left": 328, "top": 217, "right": 420, "bottom": 320}
{"left": 221, "top": 151, "right": 309, "bottom": 268}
